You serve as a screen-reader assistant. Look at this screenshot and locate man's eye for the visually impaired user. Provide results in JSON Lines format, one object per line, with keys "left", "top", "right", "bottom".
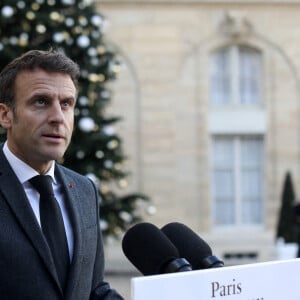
{"left": 35, "top": 99, "right": 46, "bottom": 105}
{"left": 61, "top": 100, "right": 74, "bottom": 108}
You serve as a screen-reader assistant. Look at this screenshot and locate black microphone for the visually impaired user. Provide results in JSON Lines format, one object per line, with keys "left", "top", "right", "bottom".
{"left": 122, "top": 222, "right": 192, "bottom": 275}
{"left": 161, "top": 222, "right": 224, "bottom": 269}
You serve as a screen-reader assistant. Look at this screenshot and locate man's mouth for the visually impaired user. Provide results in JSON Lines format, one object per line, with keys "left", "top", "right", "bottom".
{"left": 43, "top": 133, "right": 64, "bottom": 140}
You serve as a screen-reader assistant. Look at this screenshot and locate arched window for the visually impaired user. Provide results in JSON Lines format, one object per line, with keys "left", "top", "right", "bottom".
{"left": 210, "top": 45, "right": 262, "bottom": 106}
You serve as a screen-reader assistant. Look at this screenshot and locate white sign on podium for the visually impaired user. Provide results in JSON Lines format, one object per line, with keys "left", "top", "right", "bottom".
{"left": 132, "top": 258, "right": 300, "bottom": 300}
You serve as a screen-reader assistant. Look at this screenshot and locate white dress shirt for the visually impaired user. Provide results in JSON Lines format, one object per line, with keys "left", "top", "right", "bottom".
{"left": 3, "top": 142, "right": 74, "bottom": 260}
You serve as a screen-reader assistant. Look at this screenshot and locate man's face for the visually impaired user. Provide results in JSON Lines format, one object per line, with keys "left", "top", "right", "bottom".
{"left": 0, "top": 69, "right": 76, "bottom": 173}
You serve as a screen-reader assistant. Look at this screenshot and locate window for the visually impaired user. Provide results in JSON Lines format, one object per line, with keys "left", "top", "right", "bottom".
{"left": 212, "top": 136, "right": 263, "bottom": 226}
{"left": 210, "top": 45, "right": 262, "bottom": 106}
{"left": 209, "top": 43, "right": 264, "bottom": 226}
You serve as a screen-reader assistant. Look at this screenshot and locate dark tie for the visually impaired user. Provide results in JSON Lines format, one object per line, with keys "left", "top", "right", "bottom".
{"left": 29, "top": 175, "right": 69, "bottom": 291}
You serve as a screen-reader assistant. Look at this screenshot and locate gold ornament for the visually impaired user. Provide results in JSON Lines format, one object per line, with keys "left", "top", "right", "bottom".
{"left": 26, "top": 11, "right": 36, "bottom": 20}
{"left": 50, "top": 11, "right": 61, "bottom": 21}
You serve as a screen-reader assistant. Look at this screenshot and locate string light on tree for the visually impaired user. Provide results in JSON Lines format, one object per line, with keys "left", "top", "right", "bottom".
{"left": 1, "top": 6, "right": 14, "bottom": 17}
{"left": 77, "top": 35, "right": 90, "bottom": 48}
{"left": 78, "top": 117, "right": 95, "bottom": 132}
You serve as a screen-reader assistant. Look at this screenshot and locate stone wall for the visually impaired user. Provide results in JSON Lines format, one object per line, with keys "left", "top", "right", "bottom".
{"left": 99, "top": 1, "right": 300, "bottom": 285}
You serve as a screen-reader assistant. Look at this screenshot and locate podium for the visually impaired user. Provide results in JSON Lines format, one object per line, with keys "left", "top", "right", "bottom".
{"left": 131, "top": 258, "right": 300, "bottom": 300}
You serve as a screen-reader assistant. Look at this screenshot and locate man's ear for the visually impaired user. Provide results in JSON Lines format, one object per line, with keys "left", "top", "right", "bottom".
{"left": 0, "top": 103, "right": 13, "bottom": 129}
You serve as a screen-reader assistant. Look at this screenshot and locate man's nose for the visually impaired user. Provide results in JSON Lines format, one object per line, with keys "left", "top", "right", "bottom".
{"left": 48, "top": 102, "right": 64, "bottom": 123}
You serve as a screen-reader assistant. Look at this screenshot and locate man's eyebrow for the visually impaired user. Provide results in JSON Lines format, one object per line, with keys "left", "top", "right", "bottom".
{"left": 30, "top": 91, "right": 52, "bottom": 98}
{"left": 29, "top": 92, "right": 76, "bottom": 101}
{"left": 61, "top": 97, "right": 76, "bottom": 105}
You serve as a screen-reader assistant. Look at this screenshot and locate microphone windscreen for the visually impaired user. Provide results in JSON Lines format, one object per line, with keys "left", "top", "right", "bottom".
{"left": 161, "top": 222, "right": 213, "bottom": 269}
{"left": 122, "top": 222, "right": 180, "bottom": 275}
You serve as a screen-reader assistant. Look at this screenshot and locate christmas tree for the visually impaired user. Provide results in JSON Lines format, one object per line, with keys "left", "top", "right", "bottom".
{"left": 276, "top": 172, "right": 296, "bottom": 243}
{"left": 0, "top": 0, "right": 148, "bottom": 238}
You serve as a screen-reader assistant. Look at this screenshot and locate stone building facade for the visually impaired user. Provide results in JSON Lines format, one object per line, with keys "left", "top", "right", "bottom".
{"left": 99, "top": 1, "right": 300, "bottom": 295}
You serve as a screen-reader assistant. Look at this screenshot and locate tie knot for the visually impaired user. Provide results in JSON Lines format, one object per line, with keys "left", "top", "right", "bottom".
{"left": 29, "top": 175, "right": 54, "bottom": 197}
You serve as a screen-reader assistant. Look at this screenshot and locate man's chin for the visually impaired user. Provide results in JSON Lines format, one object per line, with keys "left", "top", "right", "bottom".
{"left": 44, "top": 151, "right": 65, "bottom": 162}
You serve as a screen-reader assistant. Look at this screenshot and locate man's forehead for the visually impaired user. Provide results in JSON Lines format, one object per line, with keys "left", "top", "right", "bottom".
{"left": 15, "top": 69, "right": 76, "bottom": 90}
{"left": 12, "top": 70, "right": 77, "bottom": 105}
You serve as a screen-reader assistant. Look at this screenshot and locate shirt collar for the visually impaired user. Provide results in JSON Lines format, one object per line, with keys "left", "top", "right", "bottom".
{"left": 3, "top": 141, "right": 56, "bottom": 184}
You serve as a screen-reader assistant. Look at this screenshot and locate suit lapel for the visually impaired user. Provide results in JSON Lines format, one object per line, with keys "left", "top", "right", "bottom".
{"left": 0, "top": 149, "right": 61, "bottom": 289}
{"left": 54, "top": 165, "right": 84, "bottom": 298}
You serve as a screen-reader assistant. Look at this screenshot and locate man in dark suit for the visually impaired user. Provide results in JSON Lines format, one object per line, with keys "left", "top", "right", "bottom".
{"left": 0, "top": 49, "right": 124, "bottom": 300}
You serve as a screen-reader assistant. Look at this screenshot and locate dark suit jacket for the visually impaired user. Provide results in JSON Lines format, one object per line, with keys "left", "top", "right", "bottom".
{"left": 0, "top": 145, "right": 122, "bottom": 300}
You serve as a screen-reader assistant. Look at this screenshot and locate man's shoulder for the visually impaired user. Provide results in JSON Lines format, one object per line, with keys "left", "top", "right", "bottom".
{"left": 55, "top": 164, "right": 99, "bottom": 200}
{"left": 56, "top": 163, "right": 82, "bottom": 177}
{"left": 55, "top": 164, "right": 92, "bottom": 185}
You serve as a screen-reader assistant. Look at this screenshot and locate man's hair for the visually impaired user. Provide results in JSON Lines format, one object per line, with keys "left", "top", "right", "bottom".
{"left": 0, "top": 49, "right": 80, "bottom": 107}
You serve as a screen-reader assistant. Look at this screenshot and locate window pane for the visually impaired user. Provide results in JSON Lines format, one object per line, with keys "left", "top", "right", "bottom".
{"left": 239, "top": 47, "right": 262, "bottom": 105}
{"left": 241, "top": 171, "right": 262, "bottom": 224}
{"left": 212, "top": 138, "right": 235, "bottom": 225}
{"left": 214, "top": 171, "right": 235, "bottom": 225}
{"left": 210, "top": 48, "right": 231, "bottom": 105}
{"left": 240, "top": 137, "right": 263, "bottom": 224}
{"left": 213, "top": 138, "right": 234, "bottom": 166}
